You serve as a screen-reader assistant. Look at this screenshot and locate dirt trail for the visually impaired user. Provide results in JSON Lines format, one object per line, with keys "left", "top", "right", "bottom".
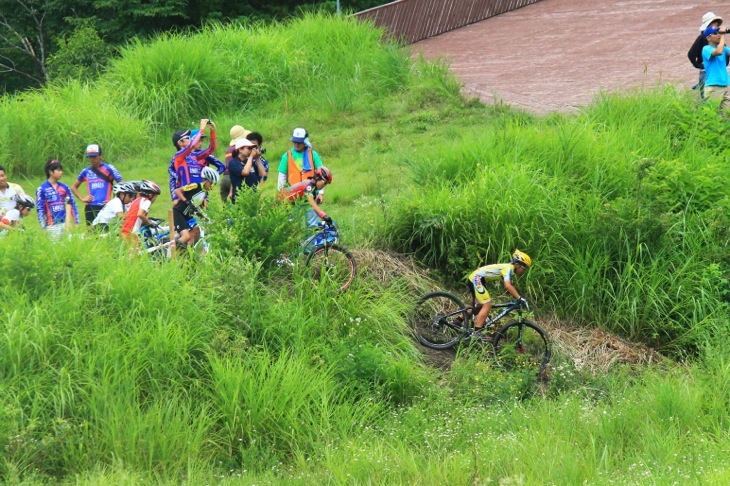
{"left": 355, "top": 250, "right": 663, "bottom": 373}
{"left": 412, "top": 0, "right": 730, "bottom": 114}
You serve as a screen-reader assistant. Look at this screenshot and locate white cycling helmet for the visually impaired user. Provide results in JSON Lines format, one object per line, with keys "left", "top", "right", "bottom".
{"left": 114, "top": 182, "right": 137, "bottom": 195}
{"left": 201, "top": 166, "right": 220, "bottom": 185}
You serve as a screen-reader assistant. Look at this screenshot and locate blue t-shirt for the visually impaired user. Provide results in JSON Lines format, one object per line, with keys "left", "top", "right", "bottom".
{"left": 702, "top": 44, "right": 730, "bottom": 87}
{"left": 76, "top": 163, "right": 123, "bottom": 207}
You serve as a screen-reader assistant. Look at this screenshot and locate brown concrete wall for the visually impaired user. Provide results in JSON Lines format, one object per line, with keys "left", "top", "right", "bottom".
{"left": 412, "top": 0, "right": 730, "bottom": 114}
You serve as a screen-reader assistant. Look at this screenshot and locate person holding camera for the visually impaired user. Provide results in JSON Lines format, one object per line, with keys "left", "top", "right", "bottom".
{"left": 188, "top": 128, "right": 224, "bottom": 174}
{"left": 228, "top": 133, "right": 269, "bottom": 203}
{"left": 689, "top": 12, "right": 727, "bottom": 100}
{"left": 702, "top": 25, "right": 730, "bottom": 112}
{"left": 169, "top": 119, "right": 215, "bottom": 199}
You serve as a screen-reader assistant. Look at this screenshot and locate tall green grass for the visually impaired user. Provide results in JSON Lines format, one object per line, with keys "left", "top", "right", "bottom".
{"left": 0, "top": 14, "right": 411, "bottom": 177}
{"left": 0, "top": 225, "right": 429, "bottom": 482}
{"left": 382, "top": 87, "right": 730, "bottom": 351}
{"left": 0, "top": 81, "right": 151, "bottom": 176}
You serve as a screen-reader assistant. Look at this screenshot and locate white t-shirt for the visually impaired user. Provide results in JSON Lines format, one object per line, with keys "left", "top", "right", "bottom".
{"left": 92, "top": 197, "right": 125, "bottom": 225}
{"left": 0, "top": 208, "right": 20, "bottom": 225}
{"left": 0, "top": 183, "right": 25, "bottom": 217}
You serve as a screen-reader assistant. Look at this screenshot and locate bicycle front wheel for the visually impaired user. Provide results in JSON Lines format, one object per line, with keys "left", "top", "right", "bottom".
{"left": 305, "top": 244, "right": 357, "bottom": 292}
{"left": 492, "top": 320, "right": 551, "bottom": 372}
{"left": 411, "top": 292, "right": 468, "bottom": 350}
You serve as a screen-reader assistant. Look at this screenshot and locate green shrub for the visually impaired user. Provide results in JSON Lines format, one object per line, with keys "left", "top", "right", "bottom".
{"left": 206, "top": 189, "right": 300, "bottom": 268}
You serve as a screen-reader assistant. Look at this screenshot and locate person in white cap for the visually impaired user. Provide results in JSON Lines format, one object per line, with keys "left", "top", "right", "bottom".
{"left": 71, "top": 143, "right": 124, "bottom": 225}
{"left": 278, "top": 127, "right": 325, "bottom": 227}
{"left": 688, "top": 12, "right": 728, "bottom": 100}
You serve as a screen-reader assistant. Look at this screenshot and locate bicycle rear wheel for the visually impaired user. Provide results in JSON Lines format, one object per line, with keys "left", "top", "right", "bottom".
{"left": 411, "top": 292, "right": 468, "bottom": 350}
{"left": 305, "top": 244, "right": 357, "bottom": 292}
{"left": 492, "top": 320, "right": 551, "bottom": 372}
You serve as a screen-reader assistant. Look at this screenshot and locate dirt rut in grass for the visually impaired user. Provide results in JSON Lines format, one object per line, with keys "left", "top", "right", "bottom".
{"left": 354, "top": 249, "right": 664, "bottom": 373}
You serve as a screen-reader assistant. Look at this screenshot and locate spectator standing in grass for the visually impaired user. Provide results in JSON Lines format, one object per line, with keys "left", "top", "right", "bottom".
{"left": 36, "top": 159, "right": 79, "bottom": 236}
{"left": 222, "top": 125, "right": 251, "bottom": 202}
{"left": 702, "top": 25, "right": 730, "bottom": 113}
{"left": 71, "top": 143, "right": 124, "bottom": 225}
{"left": 278, "top": 127, "right": 325, "bottom": 228}
{"left": 168, "top": 119, "right": 213, "bottom": 201}
{"left": 689, "top": 12, "right": 726, "bottom": 100}
{"left": 0, "top": 165, "right": 26, "bottom": 219}
{"left": 228, "top": 133, "right": 269, "bottom": 203}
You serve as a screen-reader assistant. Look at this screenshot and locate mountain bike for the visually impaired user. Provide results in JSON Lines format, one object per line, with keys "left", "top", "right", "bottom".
{"left": 411, "top": 290, "right": 551, "bottom": 372}
{"left": 140, "top": 215, "right": 210, "bottom": 259}
{"left": 301, "top": 219, "right": 356, "bottom": 292}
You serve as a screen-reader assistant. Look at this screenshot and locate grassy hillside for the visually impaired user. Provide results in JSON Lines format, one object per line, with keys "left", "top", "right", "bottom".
{"left": 1, "top": 13, "right": 730, "bottom": 485}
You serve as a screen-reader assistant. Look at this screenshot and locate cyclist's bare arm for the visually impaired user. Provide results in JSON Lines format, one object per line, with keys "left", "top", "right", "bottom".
{"left": 503, "top": 280, "right": 521, "bottom": 300}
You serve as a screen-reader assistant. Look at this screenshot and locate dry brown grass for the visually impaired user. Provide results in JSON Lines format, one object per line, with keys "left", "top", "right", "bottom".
{"left": 538, "top": 314, "right": 666, "bottom": 374}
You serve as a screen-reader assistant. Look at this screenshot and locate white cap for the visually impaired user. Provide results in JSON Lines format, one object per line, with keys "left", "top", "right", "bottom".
{"left": 234, "top": 138, "right": 255, "bottom": 150}
{"left": 291, "top": 127, "right": 307, "bottom": 143}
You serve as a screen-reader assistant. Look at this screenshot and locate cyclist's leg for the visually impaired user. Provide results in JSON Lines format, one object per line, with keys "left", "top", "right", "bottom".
{"left": 173, "top": 208, "right": 193, "bottom": 246}
{"left": 472, "top": 276, "right": 492, "bottom": 330}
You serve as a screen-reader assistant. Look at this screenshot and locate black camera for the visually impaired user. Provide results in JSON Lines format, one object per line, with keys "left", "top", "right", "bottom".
{"left": 257, "top": 147, "right": 267, "bottom": 154}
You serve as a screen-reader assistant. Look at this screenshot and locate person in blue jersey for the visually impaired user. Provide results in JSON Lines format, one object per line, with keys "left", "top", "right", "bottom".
{"left": 71, "top": 143, "right": 124, "bottom": 225}
{"left": 189, "top": 129, "right": 225, "bottom": 174}
{"left": 36, "top": 159, "right": 79, "bottom": 236}
{"left": 168, "top": 119, "right": 214, "bottom": 205}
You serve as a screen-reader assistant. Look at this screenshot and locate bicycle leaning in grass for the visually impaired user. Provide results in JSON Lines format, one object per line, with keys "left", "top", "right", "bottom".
{"left": 411, "top": 290, "right": 551, "bottom": 372}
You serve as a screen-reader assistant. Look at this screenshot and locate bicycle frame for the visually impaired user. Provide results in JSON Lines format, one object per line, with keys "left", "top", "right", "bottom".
{"left": 140, "top": 213, "right": 210, "bottom": 258}
{"left": 301, "top": 220, "right": 339, "bottom": 253}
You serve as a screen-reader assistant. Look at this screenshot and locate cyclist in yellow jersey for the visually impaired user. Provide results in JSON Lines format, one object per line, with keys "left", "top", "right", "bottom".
{"left": 467, "top": 250, "right": 532, "bottom": 341}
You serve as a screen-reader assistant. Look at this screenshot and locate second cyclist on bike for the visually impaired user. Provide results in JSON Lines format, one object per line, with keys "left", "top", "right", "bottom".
{"left": 279, "top": 166, "right": 333, "bottom": 228}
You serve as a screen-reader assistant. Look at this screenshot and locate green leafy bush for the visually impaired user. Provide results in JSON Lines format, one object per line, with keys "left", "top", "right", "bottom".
{"left": 206, "top": 189, "right": 300, "bottom": 268}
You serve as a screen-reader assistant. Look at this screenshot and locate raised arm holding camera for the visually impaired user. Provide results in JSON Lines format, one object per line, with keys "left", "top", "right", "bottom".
{"left": 702, "top": 24, "right": 730, "bottom": 113}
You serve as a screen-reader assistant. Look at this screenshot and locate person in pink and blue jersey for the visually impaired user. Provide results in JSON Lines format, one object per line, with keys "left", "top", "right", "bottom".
{"left": 36, "top": 159, "right": 79, "bottom": 235}
{"left": 71, "top": 143, "right": 124, "bottom": 225}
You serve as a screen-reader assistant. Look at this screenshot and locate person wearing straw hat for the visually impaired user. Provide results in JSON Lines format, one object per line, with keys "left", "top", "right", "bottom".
{"left": 688, "top": 12, "right": 728, "bottom": 100}
{"left": 222, "top": 125, "right": 251, "bottom": 202}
